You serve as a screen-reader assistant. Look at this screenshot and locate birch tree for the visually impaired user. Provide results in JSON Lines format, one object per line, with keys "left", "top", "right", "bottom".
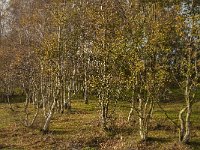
{"left": 173, "top": 0, "right": 200, "bottom": 143}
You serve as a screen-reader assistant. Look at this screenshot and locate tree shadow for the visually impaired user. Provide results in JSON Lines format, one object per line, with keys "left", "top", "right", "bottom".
{"left": 85, "top": 136, "right": 106, "bottom": 149}
{"left": 50, "top": 130, "right": 71, "bottom": 135}
{"left": 103, "top": 125, "right": 135, "bottom": 138}
{"left": 147, "top": 137, "right": 171, "bottom": 143}
{"left": 0, "top": 144, "right": 6, "bottom": 149}
{"left": 0, "top": 95, "right": 25, "bottom": 103}
{"left": 189, "top": 140, "right": 200, "bottom": 149}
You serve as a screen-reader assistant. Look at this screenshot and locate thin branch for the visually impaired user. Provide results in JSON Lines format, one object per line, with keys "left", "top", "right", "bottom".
{"left": 156, "top": 101, "right": 180, "bottom": 129}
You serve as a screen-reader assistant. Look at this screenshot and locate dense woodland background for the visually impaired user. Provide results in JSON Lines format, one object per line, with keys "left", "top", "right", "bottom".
{"left": 0, "top": 0, "right": 200, "bottom": 149}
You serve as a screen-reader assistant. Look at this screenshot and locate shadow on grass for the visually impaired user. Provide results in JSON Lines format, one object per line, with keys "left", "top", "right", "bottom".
{"left": 147, "top": 137, "right": 171, "bottom": 143}
{"left": 189, "top": 140, "right": 200, "bottom": 149}
{"left": 67, "top": 109, "right": 91, "bottom": 115}
{"left": 50, "top": 130, "right": 72, "bottom": 135}
{"left": 151, "top": 123, "right": 177, "bottom": 132}
{"left": 0, "top": 144, "right": 7, "bottom": 149}
{"left": 104, "top": 125, "right": 135, "bottom": 138}
{"left": 85, "top": 136, "right": 106, "bottom": 149}
{"left": 0, "top": 95, "right": 25, "bottom": 103}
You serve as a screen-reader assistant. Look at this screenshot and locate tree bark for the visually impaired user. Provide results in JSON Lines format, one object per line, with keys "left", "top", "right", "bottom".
{"left": 42, "top": 100, "right": 56, "bottom": 133}
{"left": 179, "top": 107, "right": 187, "bottom": 142}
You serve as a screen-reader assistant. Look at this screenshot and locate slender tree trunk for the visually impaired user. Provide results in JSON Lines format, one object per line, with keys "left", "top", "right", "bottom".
{"left": 99, "top": 92, "right": 109, "bottom": 130}
{"left": 179, "top": 76, "right": 192, "bottom": 143}
{"left": 128, "top": 90, "right": 135, "bottom": 122}
{"left": 42, "top": 100, "right": 56, "bottom": 133}
{"left": 5, "top": 85, "right": 13, "bottom": 110}
{"left": 101, "top": 102, "right": 107, "bottom": 130}
{"left": 179, "top": 107, "right": 187, "bottom": 142}
{"left": 183, "top": 103, "right": 191, "bottom": 143}
{"left": 84, "top": 68, "right": 88, "bottom": 104}
{"left": 139, "top": 118, "right": 147, "bottom": 141}
{"left": 138, "top": 98, "right": 147, "bottom": 141}
{"left": 128, "top": 107, "right": 134, "bottom": 122}
{"left": 66, "top": 83, "right": 71, "bottom": 111}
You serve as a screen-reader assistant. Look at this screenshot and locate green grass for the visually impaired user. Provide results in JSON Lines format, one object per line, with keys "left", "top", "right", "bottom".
{"left": 0, "top": 98, "right": 200, "bottom": 150}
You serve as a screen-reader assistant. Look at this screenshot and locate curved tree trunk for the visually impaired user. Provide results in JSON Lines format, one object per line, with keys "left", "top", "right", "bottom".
{"left": 183, "top": 103, "right": 192, "bottom": 143}
{"left": 179, "top": 107, "right": 187, "bottom": 142}
{"left": 42, "top": 100, "right": 56, "bottom": 133}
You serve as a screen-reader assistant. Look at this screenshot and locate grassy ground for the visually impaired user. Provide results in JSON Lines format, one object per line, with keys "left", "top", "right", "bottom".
{"left": 0, "top": 98, "right": 200, "bottom": 150}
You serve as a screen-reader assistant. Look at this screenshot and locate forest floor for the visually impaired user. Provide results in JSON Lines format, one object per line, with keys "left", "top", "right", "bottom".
{"left": 0, "top": 97, "right": 200, "bottom": 150}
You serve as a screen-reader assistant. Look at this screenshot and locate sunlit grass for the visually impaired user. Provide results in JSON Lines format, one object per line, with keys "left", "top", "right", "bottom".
{"left": 0, "top": 96, "right": 199, "bottom": 149}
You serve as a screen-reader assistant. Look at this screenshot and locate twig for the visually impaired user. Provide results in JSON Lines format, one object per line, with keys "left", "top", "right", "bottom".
{"left": 156, "top": 101, "right": 180, "bottom": 129}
